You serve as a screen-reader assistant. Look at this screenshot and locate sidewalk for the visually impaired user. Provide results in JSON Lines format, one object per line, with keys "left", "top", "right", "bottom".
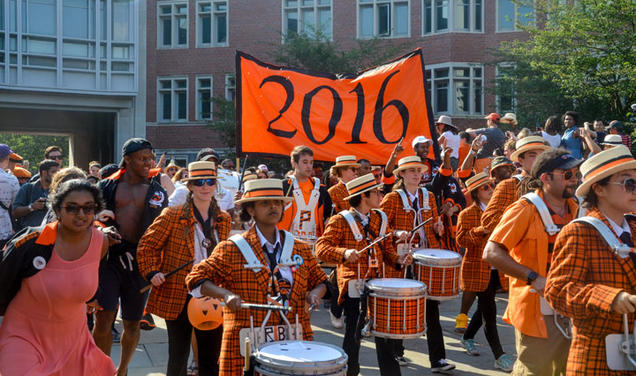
{"left": 116, "top": 293, "right": 515, "bottom": 375}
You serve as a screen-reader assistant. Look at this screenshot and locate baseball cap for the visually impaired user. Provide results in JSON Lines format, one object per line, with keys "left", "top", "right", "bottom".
{"left": 0, "top": 144, "right": 13, "bottom": 159}
{"left": 485, "top": 113, "right": 500, "bottom": 122}
{"left": 536, "top": 153, "right": 582, "bottom": 177}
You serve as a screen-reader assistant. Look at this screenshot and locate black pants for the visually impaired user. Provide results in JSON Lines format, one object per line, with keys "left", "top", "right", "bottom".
{"left": 165, "top": 297, "right": 223, "bottom": 376}
{"left": 463, "top": 270, "right": 505, "bottom": 359}
{"left": 329, "top": 270, "right": 344, "bottom": 318}
{"left": 342, "top": 295, "right": 400, "bottom": 376}
{"left": 425, "top": 299, "right": 446, "bottom": 365}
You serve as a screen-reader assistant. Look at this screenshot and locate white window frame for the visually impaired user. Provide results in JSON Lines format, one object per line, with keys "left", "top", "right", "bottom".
{"left": 357, "top": 0, "right": 411, "bottom": 39}
{"left": 196, "top": 75, "right": 213, "bottom": 121}
{"left": 281, "top": 0, "right": 333, "bottom": 39}
{"left": 495, "top": 63, "right": 517, "bottom": 114}
{"left": 425, "top": 62, "right": 484, "bottom": 116}
{"left": 496, "top": 0, "right": 534, "bottom": 32}
{"left": 157, "top": 76, "right": 189, "bottom": 123}
{"left": 196, "top": 0, "right": 229, "bottom": 47}
{"left": 157, "top": 1, "right": 188, "bottom": 49}
{"left": 225, "top": 73, "right": 236, "bottom": 101}
{"left": 422, "top": 0, "right": 484, "bottom": 35}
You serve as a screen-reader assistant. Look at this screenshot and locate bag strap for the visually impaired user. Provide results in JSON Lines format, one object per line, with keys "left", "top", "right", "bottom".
{"left": 229, "top": 234, "right": 264, "bottom": 272}
{"left": 573, "top": 216, "right": 633, "bottom": 258}
{"left": 522, "top": 192, "right": 560, "bottom": 236}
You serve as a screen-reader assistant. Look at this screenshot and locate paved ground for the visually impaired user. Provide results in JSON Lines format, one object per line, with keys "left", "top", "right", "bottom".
{"left": 114, "top": 293, "right": 516, "bottom": 375}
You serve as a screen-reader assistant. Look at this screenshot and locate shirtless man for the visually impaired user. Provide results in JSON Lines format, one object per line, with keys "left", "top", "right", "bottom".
{"left": 93, "top": 138, "right": 168, "bottom": 376}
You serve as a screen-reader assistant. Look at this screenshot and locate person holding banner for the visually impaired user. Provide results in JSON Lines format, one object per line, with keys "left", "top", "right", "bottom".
{"left": 137, "top": 161, "right": 232, "bottom": 376}
{"left": 316, "top": 173, "right": 410, "bottom": 376}
{"left": 545, "top": 146, "right": 636, "bottom": 375}
{"left": 279, "top": 145, "right": 333, "bottom": 243}
{"left": 185, "top": 179, "right": 329, "bottom": 376}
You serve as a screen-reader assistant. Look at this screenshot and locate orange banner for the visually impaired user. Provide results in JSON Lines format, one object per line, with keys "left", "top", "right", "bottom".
{"left": 236, "top": 49, "right": 437, "bottom": 164}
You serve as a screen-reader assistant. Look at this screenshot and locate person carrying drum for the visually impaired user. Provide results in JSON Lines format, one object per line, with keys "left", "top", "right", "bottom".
{"left": 484, "top": 148, "right": 582, "bottom": 375}
{"left": 456, "top": 172, "right": 514, "bottom": 371}
{"left": 545, "top": 146, "right": 636, "bottom": 375}
{"left": 137, "top": 161, "right": 232, "bottom": 376}
{"left": 379, "top": 155, "right": 449, "bottom": 371}
{"left": 316, "top": 173, "right": 410, "bottom": 376}
{"left": 185, "top": 178, "right": 329, "bottom": 376}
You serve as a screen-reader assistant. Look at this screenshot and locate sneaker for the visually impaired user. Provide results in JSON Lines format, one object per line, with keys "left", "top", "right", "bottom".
{"left": 460, "top": 338, "right": 480, "bottom": 356}
{"left": 431, "top": 359, "right": 455, "bottom": 373}
{"left": 329, "top": 312, "right": 343, "bottom": 329}
{"left": 140, "top": 312, "right": 156, "bottom": 331}
{"left": 494, "top": 354, "right": 515, "bottom": 372}
{"left": 455, "top": 313, "right": 468, "bottom": 333}
{"left": 395, "top": 356, "right": 410, "bottom": 366}
{"left": 112, "top": 327, "right": 121, "bottom": 344}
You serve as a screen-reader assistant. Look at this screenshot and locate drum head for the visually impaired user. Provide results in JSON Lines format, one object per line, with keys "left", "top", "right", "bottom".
{"left": 366, "top": 278, "right": 427, "bottom": 296}
{"left": 413, "top": 249, "right": 462, "bottom": 266}
{"left": 255, "top": 341, "right": 347, "bottom": 374}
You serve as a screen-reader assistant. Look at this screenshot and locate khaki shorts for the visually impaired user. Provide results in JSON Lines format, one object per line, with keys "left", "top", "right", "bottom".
{"left": 512, "top": 315, "right": 571, "bottom": 376}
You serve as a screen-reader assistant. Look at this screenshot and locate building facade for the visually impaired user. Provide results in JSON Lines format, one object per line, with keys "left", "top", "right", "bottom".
{"left": 147, "top": 0, "right": 529, "bottom": 163}
{"left": 0, "top": 0, "right": 146, "bottom": 168}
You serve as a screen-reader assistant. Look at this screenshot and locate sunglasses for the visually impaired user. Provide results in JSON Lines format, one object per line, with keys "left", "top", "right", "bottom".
{"left": 49, "top": 155, "right": 63, "bottom": 160}
{"left": 62, "top": 203, "right": 97, "bottom": 215}
{"left": 192, "top": 178, "right": 215, "bottom": 187}
{"left": 608, "top": 178, "right": 636, "bottom": 193}
{"left": 480, "top": 183, "right": 494, "bottom": 192}
{"left": 551, "top": 169, "right": 582, "bottom": 180}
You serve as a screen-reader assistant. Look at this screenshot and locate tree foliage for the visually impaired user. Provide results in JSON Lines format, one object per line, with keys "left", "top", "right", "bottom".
{"left": 0, "top": 133, "right": 69, "bottom": 173}
{"left": 494, "top": 0, "right": 636, "bottom": 125}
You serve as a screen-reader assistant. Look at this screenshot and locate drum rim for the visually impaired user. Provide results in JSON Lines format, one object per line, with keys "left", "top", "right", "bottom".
{"left": 255, "top": 340, "right": 348, "bottom": 371}
{"left": 366, "top": 278, "right": 427, "bottom": 295}
{"left": 412, "top": 249, "right": 462, "bottom": 265}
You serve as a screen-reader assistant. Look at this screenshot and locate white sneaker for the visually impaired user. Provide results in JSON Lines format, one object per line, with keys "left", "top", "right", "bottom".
{"left": 330, "top": 312, "right": 343, "bottom": 329}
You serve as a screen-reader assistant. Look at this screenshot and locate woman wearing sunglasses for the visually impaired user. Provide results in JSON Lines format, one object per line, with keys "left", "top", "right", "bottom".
{"left": 137, "top": 161, "right": 231, "bottom": 376}
{"left": 0, "top": 179, "right": 117, "bottom": 375}
{"left": 456, "top": 172, "right": 515, "bottom": 371}
{"left": 545, "top": 146, "right": 636, "bottom": 375}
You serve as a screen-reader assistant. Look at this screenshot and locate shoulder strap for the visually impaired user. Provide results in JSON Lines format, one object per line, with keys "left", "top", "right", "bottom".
{"left": 396, "top": 189, "right": 410, "bottom": 210}
{"left": 419, "top": 187, "right": 431, "bottom": 210}
{"left": 312, "top": 177, "right": 320, "bottom": 191}
{"left": 573, "top": 216, "right": 633, "bottom": 258}
{"left": 229, "top": 234, "right": 264, "bottom": 272}
{"left": 372, "top": 209, "right": 388, "bottom": 237}
{"left": 339, "top": 210, "right": 364, "bottom": 241}
{"left": 279, "top": 230, "right": 296, "bottom": 266}
{"left": 290, "top": 175, "right": 300, "bottom": 190}
{"left": 522, "top": 192, "right": 560, "bottom": 236}
{"left": 513, "top": 174, "right": 524, "bottom": 182}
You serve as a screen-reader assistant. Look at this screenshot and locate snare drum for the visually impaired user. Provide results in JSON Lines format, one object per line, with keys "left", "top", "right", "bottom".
{"left": 254, "top": 340, "right": 348, "bottom": 376}
{"left": 413, "top": 249, "right": 462, "bottom": 300}
{"left": 366, "top": 278, "right": 427, "bottom": 339}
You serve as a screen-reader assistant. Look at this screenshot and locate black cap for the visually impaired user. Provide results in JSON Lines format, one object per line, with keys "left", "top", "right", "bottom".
{"left": 100, "top": 163, "right": 120, "bottom": 179}
{"left": 196, "top": 147, "right": 220, "bottom": 162}
{"left": 537, "top": 153, "right": 582, "bottom": 177}
{"left": 120, "top": 138, "right": 153, "bottom": 167}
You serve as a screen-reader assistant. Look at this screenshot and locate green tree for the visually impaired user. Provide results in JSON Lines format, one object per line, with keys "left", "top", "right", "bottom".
{"left": 493, "top": 0, "right": 636, "bottom": 124}
{"left": 0, "top": 133, "right": 69, "bottom": 173}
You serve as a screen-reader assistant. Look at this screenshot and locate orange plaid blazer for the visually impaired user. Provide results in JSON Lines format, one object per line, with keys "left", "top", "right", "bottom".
{"left": 137, "top": 204, "right": 231, "bottom": 320}
{"left": 481, "top": 177, "right": 520, "bottom": 233}
{"left": 315, "top": 209, "right": 400, "bottom": 304}
{"left": 185, "top": 227, "right": 327, "bottom": 376}
{"left": 380, "top": 189, "right": 440, "bottom": 278}
{"left": 328, "top": 181, "right": 349, "bottom": 214}
{"left": 456, "top": 203, "right": 507, "bottom": 292}
{"left": 545, "top": 208, "right": 636, "bottom": 376}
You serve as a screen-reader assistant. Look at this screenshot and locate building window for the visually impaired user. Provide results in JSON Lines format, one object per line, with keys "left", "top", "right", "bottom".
{"left": 225, "top": 74, "right": 236, "bottom": 101}
{"left": 496, "top": 63, "right": 516, "bottom": 113}
{"left": 158, "top": 2, "right": 188, "bottom": 48}
{"left": 497, "top": 0, "right": 533, "bottom": 32}
{"left": 426, "top": 64, "right": 483, "bottom": 115}
{"left": 158, "top": 77, "right": 188, "bottom": 122}
{"left": 283, "top": 0, "right": 332, "bottom": 38}
{"left": 422, "top": 0, "right": 482, "bottom": 34}
{"left": 197, "top": 1, "right": 228, "bottom": 47}
{"left": 358, "top": 0, "right": 409, "bottom": 39}
{"left": 196, "top": 76, "right": 213, "bottom": 120}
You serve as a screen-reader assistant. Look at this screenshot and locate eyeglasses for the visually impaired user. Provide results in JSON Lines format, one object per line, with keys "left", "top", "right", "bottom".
{"left": 192, "top": 179, "right": 215, "bottom": 187}
{"left": 608, "top": 178, "right": 636, "bottom": 193}
{"left": 480, "top": 183, "right": 494, "bottom": 192}
{"left": 49, "top": 155, "right": 63, "bottom": 160}
{"left": 62, "top": 203, "right": 97, "bottom": 215}
{"left": 551, "top": 169, "right": 582, "bottom": 180}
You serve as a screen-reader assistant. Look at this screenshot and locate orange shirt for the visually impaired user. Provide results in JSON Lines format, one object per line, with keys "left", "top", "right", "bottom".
{"left": 278, "top": 178, "right": 325, "bottom": 238}
{"left": 458, "top": 143, "right": 470, "bottom": 168}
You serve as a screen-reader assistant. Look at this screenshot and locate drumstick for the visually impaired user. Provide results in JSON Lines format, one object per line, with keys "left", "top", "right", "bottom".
{"left": 139, "top": 260, "right": 194, "bottom": 293}
{"left": 358, "top": 217, "right": 433, "bottom": 256}
{"left": 221, "top": 301, "right": 292, "bottom": 312}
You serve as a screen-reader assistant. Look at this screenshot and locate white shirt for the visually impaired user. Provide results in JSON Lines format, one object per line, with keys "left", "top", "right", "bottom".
{"left": 606, "top": 215, "right": 631, "bottom": 237}
{"left": 352, "top": 208, "right": 370, "bottom": 226}
{"left": 442, "top": 131, "right": 461, "bottom": 159}
{"left": 255, "top": 225, "right": 293, "bottom": 284}
{"left": 541, "top": 131, "right": 562, "bottom": 149}
{"left": 479, "top": 201, "right": 487, "bottom": 211}
{"left": 0, "top": 169, "right": 20, "bottom": 240}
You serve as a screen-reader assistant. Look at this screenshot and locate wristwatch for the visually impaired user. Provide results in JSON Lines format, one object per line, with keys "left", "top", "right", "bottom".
{"left": 28, "top": 203, "right": 34, "bottom": 212}
{"left": 526, "top": 271, "right": 539, "bottom": 285}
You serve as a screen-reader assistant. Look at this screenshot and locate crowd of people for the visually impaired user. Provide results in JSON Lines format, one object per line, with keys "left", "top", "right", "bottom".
{"left": 0, "top": 109, "right": 635, "bottom": 376}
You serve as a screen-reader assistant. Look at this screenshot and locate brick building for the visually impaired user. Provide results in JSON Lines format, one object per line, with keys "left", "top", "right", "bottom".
{"left": 146, "top": 0, "right": 530, "bottom": 164}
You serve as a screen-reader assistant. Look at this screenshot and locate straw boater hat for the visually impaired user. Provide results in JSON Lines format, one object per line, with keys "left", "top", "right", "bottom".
{"left": 576, "top": 146, "right": 636, "bottom": 197}
{"left": 343, "top": 173, "right": 383, "bottom": 200}
{"left": 510, "top": 136, "right": 551, "bottom": 163}
{"left": 393, "top": 156, "right": 429, "bottom": 175}
{"left": 465, "top": 172, "right": 493, "bottom": 193}
{"left": 235, "top": 178, "right": 293, "bottom": 205}
{"left": 602, "top": 134, "right": 623, "bottom": 147}
{"left": 242, "top": 172, "right": 258, "bottom": 182}
{"left": 184, "top": 161, "right": 216, "bottom": 181}
{"left": 330, "top": 155, "right": 360, "bottom": 175}
{"left": 164, "top": 159, "right": 179, "bottom": 171}
{"left": 501, "top": 113, "right": 518, "bottom": 126}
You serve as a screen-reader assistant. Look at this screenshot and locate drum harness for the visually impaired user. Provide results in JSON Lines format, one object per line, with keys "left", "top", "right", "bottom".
{"left": 396, "top": 188, "right": 432, "bottom": 278}
{"left": 522, "top": 192, "right": 573, "bottom": 339}
{"left": 573, "top": 215, "right": 636, "bottom": 369}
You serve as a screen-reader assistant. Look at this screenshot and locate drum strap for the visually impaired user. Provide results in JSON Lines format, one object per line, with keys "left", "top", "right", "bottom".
{"left": 340, "top": 210, "right": 364, "bottom": 242}
{"left": 573, "top": 216, "right": 634, "bottom": 258}
{"left": 522, "top": 192, "right": 560, "bottom": 236}
{"left": 230, "top": 234, "right": 264, "bottom": 272}
{"left": 278, "top": 231, "right": 296, "bottom": 266}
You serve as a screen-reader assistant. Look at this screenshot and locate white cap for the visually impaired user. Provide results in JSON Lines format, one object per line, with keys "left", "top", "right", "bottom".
{"left": 412, "top": 136, "right": 432, "bottom": 149}
{"left": 257, "top": 164, "right": 268, "bottom": 172}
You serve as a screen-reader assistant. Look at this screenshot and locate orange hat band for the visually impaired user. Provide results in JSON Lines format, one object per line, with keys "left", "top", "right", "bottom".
{"left": 242, "top": 188, "right": 285, "bottom": 199}
{"left": 398, "top": 161, "right": 424, "bottom": 170}
{"left": 347, "top": 179, "right": 377, "bottom": 195}
{"left": 584, "top": 156, "right": 635, "bottom": 181}
{"left": 518, "top": 142, "right": 547, "bottom": 151}
{"left": 467, "top": 177, "right": 490, "bottom": 192}
{"left": 189, "top": 169, "right": 216, "bottom": 178}
{"left": 334, "top": 161, "right": 358, "bottom": 167}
